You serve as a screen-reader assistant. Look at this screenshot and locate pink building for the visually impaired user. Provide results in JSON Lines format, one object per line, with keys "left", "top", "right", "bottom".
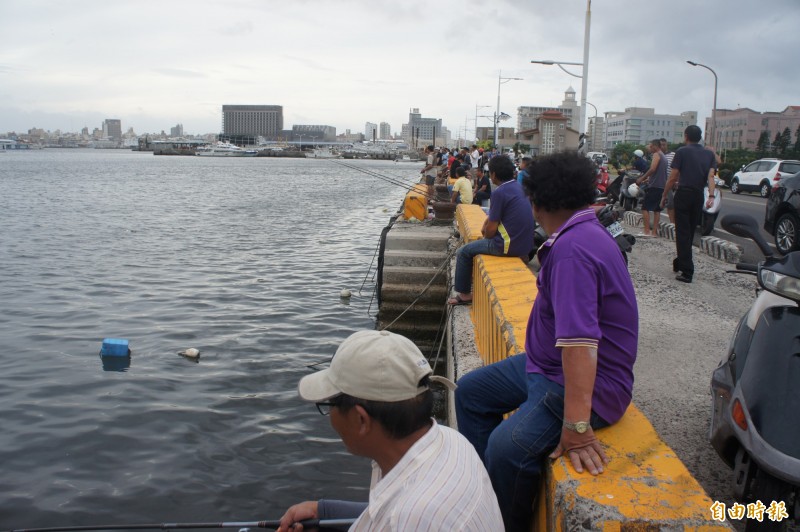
{"left": 707, "top": 106, "right": 800, "bottom": 150}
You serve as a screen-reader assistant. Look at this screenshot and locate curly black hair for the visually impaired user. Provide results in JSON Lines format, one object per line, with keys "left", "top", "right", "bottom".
{"left": 522, "top": 151, "right": 597, "bottom": 212}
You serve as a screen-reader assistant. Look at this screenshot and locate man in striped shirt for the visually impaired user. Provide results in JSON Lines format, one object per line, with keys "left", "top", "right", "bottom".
{"left": 278, "top": 330, "right": 503, "bottom": 531}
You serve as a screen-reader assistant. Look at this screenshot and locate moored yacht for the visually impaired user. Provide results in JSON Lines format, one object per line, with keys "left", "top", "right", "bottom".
{"left": 196, "top": 141, "right": 257, "bottom": 157}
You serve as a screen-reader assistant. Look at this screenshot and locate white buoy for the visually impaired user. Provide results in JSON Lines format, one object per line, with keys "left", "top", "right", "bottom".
{"left": 178, "top": 348, "right": 200, "bottom": 359}
{"left": 340, "top": 289, "right": 352, "bottom": 299}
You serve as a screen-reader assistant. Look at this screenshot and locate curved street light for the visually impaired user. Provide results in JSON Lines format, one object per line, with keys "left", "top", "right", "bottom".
{"left": 687, "top": 60, "right": 718, "bottom": 148}
{"left": 495, "top": 71, "right": 523, "bottom": 149}
{"left": 530, "top": 0, "right": 591, "bottom": 153}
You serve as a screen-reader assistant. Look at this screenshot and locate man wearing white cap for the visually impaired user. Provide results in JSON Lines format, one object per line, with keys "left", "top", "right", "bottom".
{"left": 277, "top": 329, "right": 503, "bottom": 531}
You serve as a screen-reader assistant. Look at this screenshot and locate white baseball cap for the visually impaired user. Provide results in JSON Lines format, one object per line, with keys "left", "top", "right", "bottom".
{"left": 298, "top": 330, "right": 456, "bottom": 402}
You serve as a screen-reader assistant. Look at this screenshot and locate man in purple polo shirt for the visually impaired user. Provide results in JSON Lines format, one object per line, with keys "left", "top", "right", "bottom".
{"left": 447, "top": 155, "right": 535, "bottom": 305}
{"left": 456, "top": 151, "right": 639, "bottom": 531}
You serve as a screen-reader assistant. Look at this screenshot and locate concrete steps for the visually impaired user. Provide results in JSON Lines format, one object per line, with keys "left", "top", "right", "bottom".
{"left": 377, "top": 220, "right": 454, "bottom": 357}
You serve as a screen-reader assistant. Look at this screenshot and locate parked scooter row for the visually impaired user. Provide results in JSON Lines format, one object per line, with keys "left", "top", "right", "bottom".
{"left": 710, "top": 214, "right": 800, "bottom": 531}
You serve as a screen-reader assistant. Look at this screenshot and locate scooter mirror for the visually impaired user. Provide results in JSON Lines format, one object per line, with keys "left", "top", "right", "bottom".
{"left": 720, "top": 214, "right": 774, "bottom": 258}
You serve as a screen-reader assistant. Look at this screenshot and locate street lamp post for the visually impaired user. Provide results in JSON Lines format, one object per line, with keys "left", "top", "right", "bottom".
{"left": 297, "top": 134, "right": 303, "bottom": 149}
{"left": 585, "top": 101, "right": 598, "bottom": 151}
{"left": 531, "top": 0, "right": 592, "bottom": 153}
{"left": 475, "top": 104, "right": 491, "bottom": 142}
{"left": 687, "top": 60, "right": 718, "bottom": 148}
{"left": 495, "top": 71, "right": 523, "bottom": 149}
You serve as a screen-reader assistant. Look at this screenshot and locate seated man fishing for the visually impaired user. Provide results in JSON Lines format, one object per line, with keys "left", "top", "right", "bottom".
{"left": 456, "top": 151, "right": 639, "bottom": 531}
{"left": 448, "top": 154, "right": 535, "bottom": 305}
{"left": 277, "top": 329, "right": 503, "bottom": 531}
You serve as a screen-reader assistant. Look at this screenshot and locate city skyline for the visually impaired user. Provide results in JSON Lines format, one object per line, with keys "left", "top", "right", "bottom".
{"left": 1, "top": 0, "right": 798, "bottom": 141}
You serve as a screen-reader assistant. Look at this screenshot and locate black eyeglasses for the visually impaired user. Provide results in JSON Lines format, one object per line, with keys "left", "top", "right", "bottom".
{"left": 315, "top": 400, "right": 340, "bottom": 416}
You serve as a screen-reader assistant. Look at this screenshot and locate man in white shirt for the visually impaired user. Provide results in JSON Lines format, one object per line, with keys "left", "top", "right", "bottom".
{"left": 277, "top": 330, "right": 503, "bottom": 531}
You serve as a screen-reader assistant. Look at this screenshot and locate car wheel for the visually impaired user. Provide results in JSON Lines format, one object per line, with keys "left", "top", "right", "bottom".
{"left": 759, "top": 181, "right": 771, "bottom": 198}
{"left": 775, "top": 212, "right": 799, "bottom": 254}
{"left": 731, "top": 178, "right": 740, "bottom": 194}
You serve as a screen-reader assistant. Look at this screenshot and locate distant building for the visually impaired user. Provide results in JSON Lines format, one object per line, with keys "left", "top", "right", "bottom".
{"left": 222, "top": 105, "right": 283, "bottom": 139}
{"left": 292, "top": 124, "right": 336, "bottom": 142}
{"left": 379, "top": 122, "right": 391, "bottom": 140}
{"left": 401, "top": 108, "right": 444, "bottom": 147}
{"left": 365, "top": 122, "right": 378, "bottom": 141}
{"left": 476, "top": 126, "right": 516, "bottom": 150}
{"left": 604, "top": 107, "right": 696, "bottom": 149}
{"left": 103, "top": 119, "right": 122, "bottom": 141}
{"left": 708, "top": 106, "right": 800, "bottom": 151}
{"left": 587, "top": 116, "right": 604, "bottom": 152}
{"left": 170, "top": 124, "right": 184, "bottom": 137}
{"left": 518, "top": 87, "right": 580, "bottom": 132}
{"left": 337, "top": 129, "right": 365, "bottom": 143}
{"left": 517, "top": 110, "right": 580, "bottom": 156}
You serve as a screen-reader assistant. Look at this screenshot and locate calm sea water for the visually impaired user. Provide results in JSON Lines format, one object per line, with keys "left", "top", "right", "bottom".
{"left": 0, "top": 149, "right": 411, "bottom": 528}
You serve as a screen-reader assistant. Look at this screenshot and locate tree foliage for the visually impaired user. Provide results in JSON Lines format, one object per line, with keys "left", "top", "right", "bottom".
{"left": 609, "top": 142, "right": 647, "bottom": 170}
{"left": 756, "top": 131, "right": 770, "bottom": 157}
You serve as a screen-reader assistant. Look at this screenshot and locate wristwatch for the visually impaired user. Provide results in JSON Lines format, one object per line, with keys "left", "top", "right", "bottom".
{"left": 564, "top": 420, "right": 590, "bottom": 433}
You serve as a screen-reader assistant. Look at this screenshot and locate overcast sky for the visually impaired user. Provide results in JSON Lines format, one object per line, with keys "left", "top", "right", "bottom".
{"left": 1, "top": 0, "right": 798, "bottom": 139}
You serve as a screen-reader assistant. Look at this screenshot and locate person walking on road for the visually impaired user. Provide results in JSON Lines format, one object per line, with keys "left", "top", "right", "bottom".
{"left": 660, "top": 125, "right": 717, "bottom": 283}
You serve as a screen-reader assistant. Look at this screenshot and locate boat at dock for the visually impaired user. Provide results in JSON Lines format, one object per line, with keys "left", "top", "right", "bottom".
{"left": 305, "top": 147, "right": 340, "bottom": 159}
{"left": 196, "top": 141, "right": 257, "bottom": 157}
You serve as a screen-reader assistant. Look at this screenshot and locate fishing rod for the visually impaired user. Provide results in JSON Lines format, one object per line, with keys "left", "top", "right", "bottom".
{"left": 334, "top": 160, "right": 435, "bottom": 199}
{"left": 8, "top": 517, "right": 356, "bottom": 532}
{"left": 331, "top": 160, "right": 438, "bottom": 201}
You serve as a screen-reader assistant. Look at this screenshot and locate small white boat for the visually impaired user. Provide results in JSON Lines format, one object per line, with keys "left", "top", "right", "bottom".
{"left": 196, "top": 141, "right": 257, "bottom": 157}
{"left": 305, "top": 147, "right": 339, "bottom": 159}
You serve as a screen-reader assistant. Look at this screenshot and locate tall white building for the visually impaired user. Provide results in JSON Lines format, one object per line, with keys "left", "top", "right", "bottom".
{"left": 365, "top": 122, "right": 378, "bottom": 140}
{"left": 379, "top": 122, "right": 391, "bottom": 140}
{"left": 604, "top": 108, "right": 697, "bottom": 149}
{"left": 518, "top": 87, "right": 580, "bottom": 132}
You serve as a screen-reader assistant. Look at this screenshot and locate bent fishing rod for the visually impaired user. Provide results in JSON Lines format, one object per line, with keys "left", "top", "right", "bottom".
{"left": 331, "top": 160, "right": 438, "bottom": 201}
{"left": 8, "top": 517, "right": 356, "bottom": 532}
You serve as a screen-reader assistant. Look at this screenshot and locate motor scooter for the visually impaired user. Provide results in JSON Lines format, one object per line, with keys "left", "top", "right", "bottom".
{"left": 710, "top": 213, "right": 800, "bottom": 531}
{"left": 607, "top": 169, "right": 643, "bottom": 211}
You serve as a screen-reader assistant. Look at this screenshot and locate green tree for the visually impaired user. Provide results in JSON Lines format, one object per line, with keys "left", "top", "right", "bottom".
{"left": 776, "top": 127, "right": 792, "bottom": 156}
{"left": 512, "top": 142, "right": 531, "bottom": 156}
{"left": 772, "top": 132, "right": 782, "bottom": 156}
{"left": 609, "top": 142, "right": 647, "bottom": 170}
{"left": 756, "top": 131, "right": 770, "bottom": 157}
{"left": 795, "top": 124, "right": 800, "bottom": 154}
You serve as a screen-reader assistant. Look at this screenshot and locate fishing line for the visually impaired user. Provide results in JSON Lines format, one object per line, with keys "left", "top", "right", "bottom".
{"left": 357, "top": 241, "right": 381, "bottom": 296}
{"left": 331, "top": 160, "right": 438, "bottom": 201}
{"left": 7, "top": 518, "right": 356, "bottom": 532}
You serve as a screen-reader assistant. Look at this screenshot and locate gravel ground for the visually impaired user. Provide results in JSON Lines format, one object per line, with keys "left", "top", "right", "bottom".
{"left": 627, "top": 231, "right": 758, "bottom": 530}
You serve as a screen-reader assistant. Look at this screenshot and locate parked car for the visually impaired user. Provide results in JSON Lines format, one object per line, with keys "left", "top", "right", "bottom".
{"left": 730, "top": 158, "right": 800, "bottom": 197}
{"left": 764, "top": 171, "right": 800, "bottom": 254}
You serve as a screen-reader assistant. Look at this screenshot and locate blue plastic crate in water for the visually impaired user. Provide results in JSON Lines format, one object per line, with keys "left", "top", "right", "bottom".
{"left": 100, "top": 338, "right": 130, "bottom": 357}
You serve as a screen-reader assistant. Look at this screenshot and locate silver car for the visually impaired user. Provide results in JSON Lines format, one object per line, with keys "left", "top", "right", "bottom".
{"left": 731, "top": 158, "right": 800, "bottom": 197}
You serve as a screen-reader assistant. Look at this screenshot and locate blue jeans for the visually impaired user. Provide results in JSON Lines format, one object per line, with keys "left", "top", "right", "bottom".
{"left": 454, "top": 238, "right": 503, "bottom": 294}
{"left": 455, "top": 354, "right": 608, "bottom": 531}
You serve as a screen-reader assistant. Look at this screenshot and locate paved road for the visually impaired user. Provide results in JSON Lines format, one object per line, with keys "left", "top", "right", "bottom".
{"left": 626, "top": 230, "right": 756, "bottom": 530}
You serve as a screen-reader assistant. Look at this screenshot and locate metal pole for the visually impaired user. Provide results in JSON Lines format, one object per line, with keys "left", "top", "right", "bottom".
{"left": 495, "top": 71, "right": 502, "bottom": 149}
{"left": 579, "top": 0, "right": 591, "bottom": 154}
{"left": 686, "top": 61, "right": 718, "bottom": 147}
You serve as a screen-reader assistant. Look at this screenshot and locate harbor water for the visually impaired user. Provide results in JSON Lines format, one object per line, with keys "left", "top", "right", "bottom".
{"left": 0, "top": 150, "right": 411, "bottom": 528}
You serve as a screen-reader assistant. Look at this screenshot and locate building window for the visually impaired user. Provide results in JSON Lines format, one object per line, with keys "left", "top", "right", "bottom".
{"left": 559, "top": 124, "right": 565, "bottom": 130}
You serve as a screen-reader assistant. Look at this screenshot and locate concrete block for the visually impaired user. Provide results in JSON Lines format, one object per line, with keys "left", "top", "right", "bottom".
{"left": 382, "top": 249, "right": 449, "bottom": 268}
{"left": 384, "top": 224, "right": 453, "bottom": 252}
{"left": 381, "top": 265, "right": 447, "bottom": 286}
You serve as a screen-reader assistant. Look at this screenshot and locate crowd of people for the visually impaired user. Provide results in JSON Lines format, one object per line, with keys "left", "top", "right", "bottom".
{"left": 277, "top": 126, "right": 719, "bottom": 531}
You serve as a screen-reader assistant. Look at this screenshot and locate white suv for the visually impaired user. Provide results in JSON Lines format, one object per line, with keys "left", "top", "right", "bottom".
{"left": 731, "top": 158, "right": 800, "bottom": 197}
